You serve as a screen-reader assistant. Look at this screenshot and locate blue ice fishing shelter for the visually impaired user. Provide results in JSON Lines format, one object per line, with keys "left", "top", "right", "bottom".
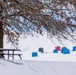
{"left": 61, "top": 47, "right": 70, "bottom": 54}
{"left": 53, "top": 49, "right": 58, "bottom": 53}
{"left": 32, "top": 52, "right": 38, "bottom": 57}
{"left": 63, "top": 49, "right": 70, "bottom": 54}
{"left": 61, "top": 47, "right": 67, "bottom": 53}
{"left": 72, "top": 46, "right": 76, "bottom": 51}
{"left": 38, "top": 47, "right": 44, "bottom": 53}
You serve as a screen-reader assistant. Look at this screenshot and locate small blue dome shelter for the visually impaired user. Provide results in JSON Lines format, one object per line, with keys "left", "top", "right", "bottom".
{"left": 61, "top": 47, "right": 70, "bottom": 54}
{"left": 53, "top": 49, "right": 58, "bottom": 53}
{"left": 72, "top": 46, "right": 76, "bottom": 51}
{"left": 32, "top": 52, "right": 38, "bottom": 57}
{"left": 63, "top": 49, "right": 70, "bottom": 54}
{"left": 61, "top": 47, "right": 67, "bottom": 53}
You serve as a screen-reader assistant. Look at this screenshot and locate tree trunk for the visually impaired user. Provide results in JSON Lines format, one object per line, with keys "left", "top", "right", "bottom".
{"left": 0, "top": 21, "right": 4, "bottom": 58}
{"left": 0, "top": 21, "right": 3, "bottom": 48}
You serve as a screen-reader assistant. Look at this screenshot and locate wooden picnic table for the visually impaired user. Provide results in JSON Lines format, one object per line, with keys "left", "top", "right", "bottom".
{"left": 0, "top": 48, "right": 22, "bottom": 60}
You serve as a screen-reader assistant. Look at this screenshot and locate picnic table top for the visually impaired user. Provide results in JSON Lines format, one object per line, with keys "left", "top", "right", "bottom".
{"left": 0, "top": 48, "right": 21, "bottom": 51}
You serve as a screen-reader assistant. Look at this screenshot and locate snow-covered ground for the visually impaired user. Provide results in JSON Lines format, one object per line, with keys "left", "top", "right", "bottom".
{"left": 1, "top": 34, "right": 76, "bottom": 75}
{"left": 3, "top": 34, "right": 76, "bottom": 61}
{"left": 0, "top": 60, "right": 76, "bottom": 75}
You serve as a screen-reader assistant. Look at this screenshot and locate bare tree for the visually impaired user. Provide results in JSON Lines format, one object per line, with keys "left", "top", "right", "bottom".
{"left": 0, "top": 0, "right": 76, "bottom": 50}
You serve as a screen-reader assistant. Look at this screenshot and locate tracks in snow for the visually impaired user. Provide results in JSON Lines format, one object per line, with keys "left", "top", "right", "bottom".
{"left": 3, "top": 59, "right": 23, "bottom": 65}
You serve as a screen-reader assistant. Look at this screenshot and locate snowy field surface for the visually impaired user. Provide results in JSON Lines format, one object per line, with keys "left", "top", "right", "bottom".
{"left": 0, "top": 60, "right": 76, "bottom": 75}
{"left": 2, "top": 34, "right": 76, "bottom": 75}
{"left": 3, "top": 34, "right": 76, "bottom": 61}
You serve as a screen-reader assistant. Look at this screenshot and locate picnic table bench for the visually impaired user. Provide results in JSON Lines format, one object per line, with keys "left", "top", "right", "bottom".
{"left": 0, "top": 48, "right": 22, "bottom": 60}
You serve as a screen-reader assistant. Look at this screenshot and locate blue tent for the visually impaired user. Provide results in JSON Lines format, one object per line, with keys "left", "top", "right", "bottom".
{"left": 61, "top": 47, "right": 70, "bottom": 54}
{"left": 61, "top": 47, "right": 67, "bottom": 53}
{"left": 53, "top": 49, "right": 58, "bottom": 53}
{"left": 63, "top": 49, "right": 70, "bottom": 54}
{"left": 32, "top": 52, "right": 38, "bottom": 57}
{"left": 38, "top": 47, "right": 44, "bottom": 53}
{"left": 72, "top": 46, "right": 76, "bottom": 51}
